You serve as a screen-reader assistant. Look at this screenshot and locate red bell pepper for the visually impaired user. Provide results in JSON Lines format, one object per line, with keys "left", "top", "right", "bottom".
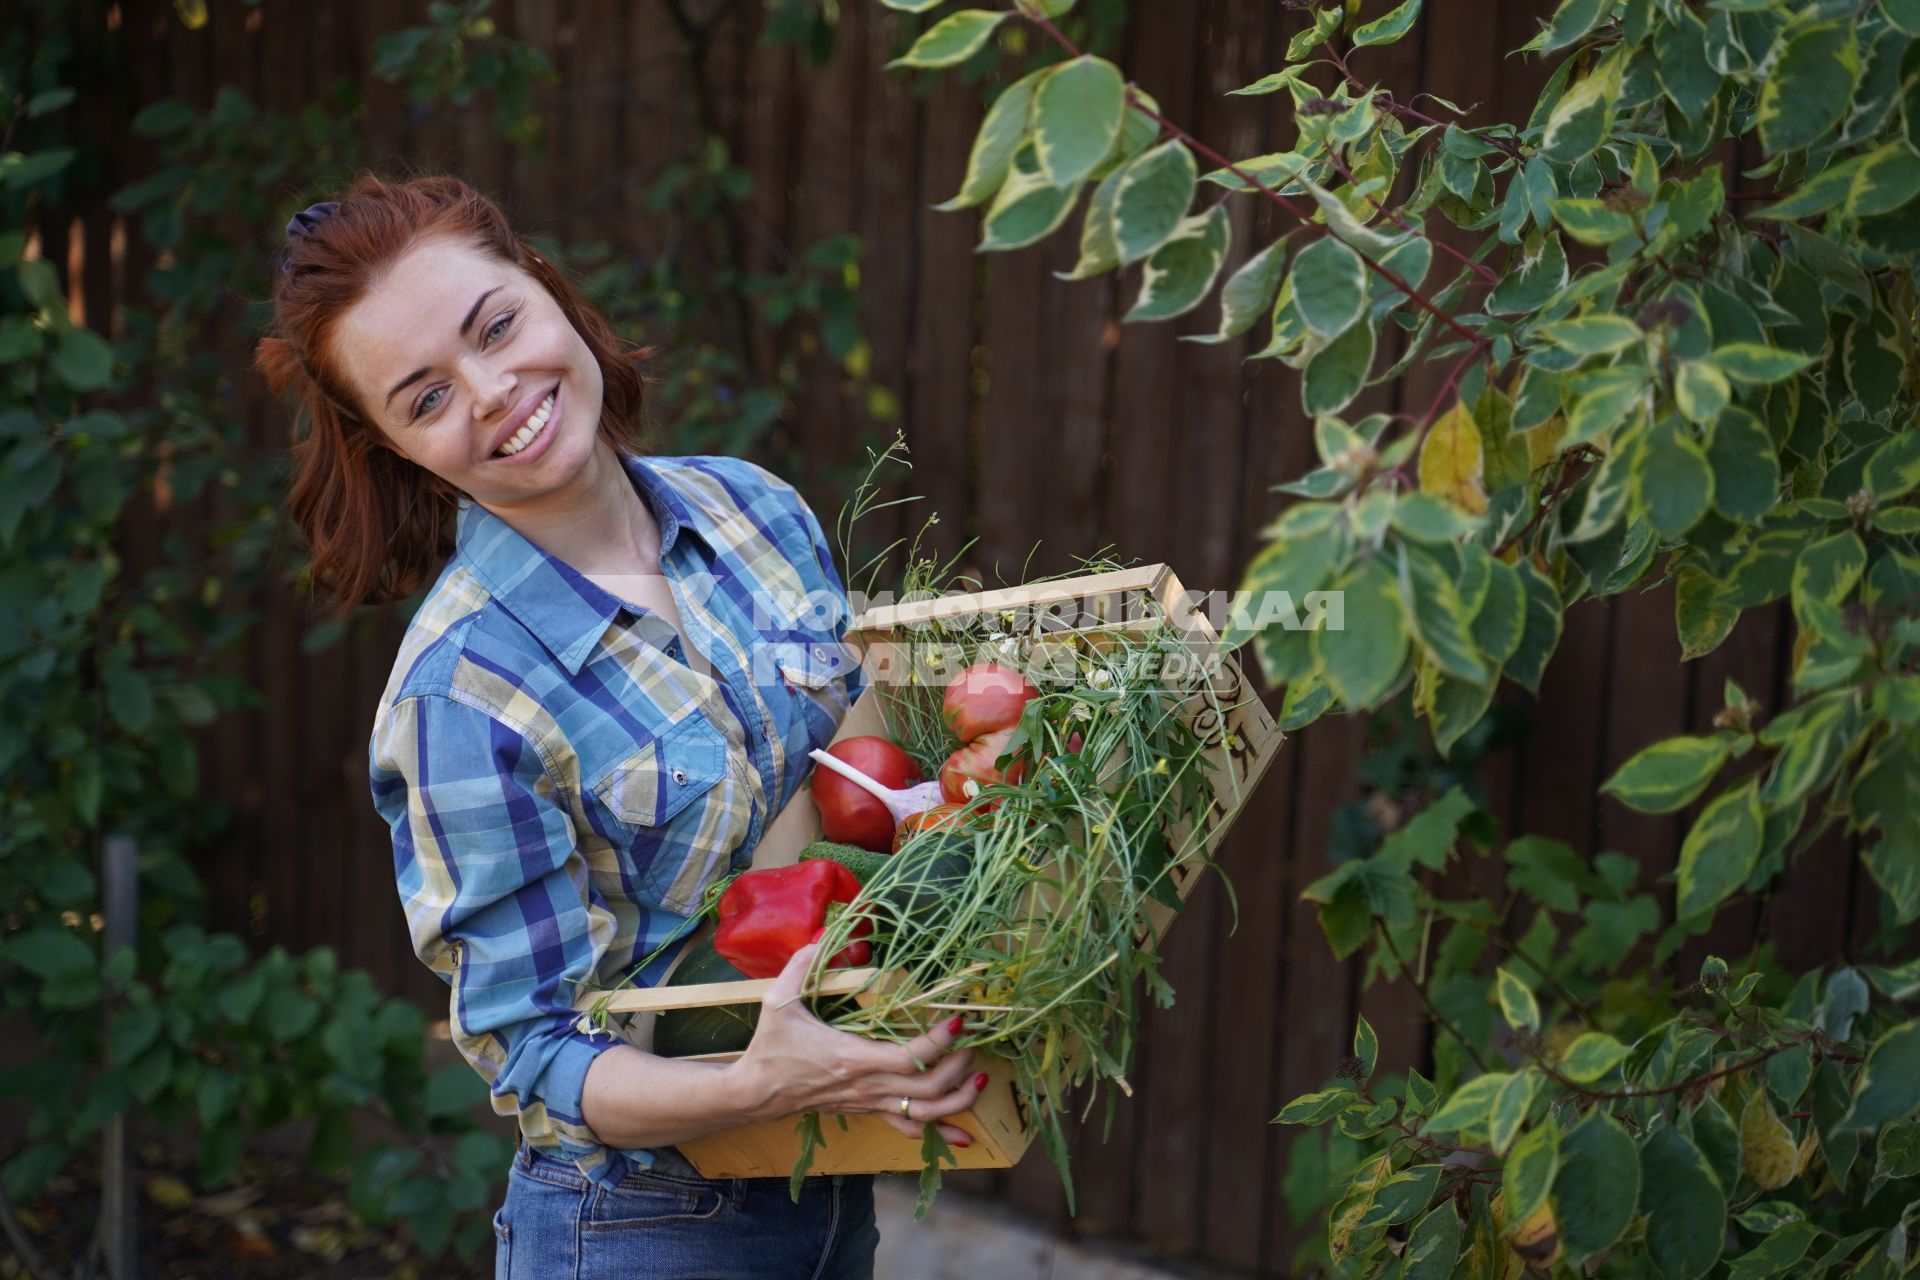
{"left": 712, "top": 860, "right": 872, "bottom": 979}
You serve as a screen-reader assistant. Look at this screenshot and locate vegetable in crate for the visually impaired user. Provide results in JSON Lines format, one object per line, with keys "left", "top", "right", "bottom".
{"left": 651, "top": 934, "right": 758, "bottom": 1057}
{"left": 713, "top": 861, "right": 873, "bottom": 979}
{"left": 891, "top": 802, "right": 972, "bottom": 853}
{"left": 938, "top": 663, "right": 1039, "bottom": 802}
{"left": 812, "top": 735, "right": 921, "bottom": 851}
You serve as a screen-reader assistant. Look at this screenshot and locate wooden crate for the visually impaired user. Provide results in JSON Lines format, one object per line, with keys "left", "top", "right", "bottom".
{"left": 576, "top": 565, "right": 1284, "bottom": 1178}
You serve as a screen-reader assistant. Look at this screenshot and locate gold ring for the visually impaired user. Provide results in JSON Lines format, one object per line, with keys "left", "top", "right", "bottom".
{"left": 899, "top": 1096, "right": 913, "bottom": 1118}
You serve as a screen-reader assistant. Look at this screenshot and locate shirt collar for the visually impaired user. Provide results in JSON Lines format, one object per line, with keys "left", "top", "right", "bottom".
{"left": 453, "top": 453, "right": 717, "bottom": 675}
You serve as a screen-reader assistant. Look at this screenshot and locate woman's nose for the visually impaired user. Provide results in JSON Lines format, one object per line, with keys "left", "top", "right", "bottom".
{"left": 462, "top": 356, "right": 517, "bottom": 419}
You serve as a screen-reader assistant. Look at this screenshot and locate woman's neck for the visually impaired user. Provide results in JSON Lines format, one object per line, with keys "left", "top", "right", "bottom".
{"left": 479, "top": 439, "right": 661, "bottom": 576}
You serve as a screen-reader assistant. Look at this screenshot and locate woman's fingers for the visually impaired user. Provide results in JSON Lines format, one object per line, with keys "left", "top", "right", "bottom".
{"left": 880, "top": 1114, "right": 974, "bottom": 1146}
{"left": 865, "top": 1046, "right": 974, "bottom": 1101}
{"left": 762, "top": 942, "right": 823, "bottom": 1011}
{"left": 895, "top": 1013, "right": 967, "bottom": 1073}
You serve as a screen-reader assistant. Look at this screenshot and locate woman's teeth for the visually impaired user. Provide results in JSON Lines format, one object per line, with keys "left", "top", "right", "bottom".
{"left": 497, "top": 391, "right": 555, "bottom": 457}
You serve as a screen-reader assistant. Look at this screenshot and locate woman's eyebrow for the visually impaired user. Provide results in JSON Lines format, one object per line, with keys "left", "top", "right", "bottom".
{"left": 381, "top": 285, "right": 506, "bottom": 407}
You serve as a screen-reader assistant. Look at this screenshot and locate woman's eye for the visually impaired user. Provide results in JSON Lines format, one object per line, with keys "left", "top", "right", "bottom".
{"left": 486, "top": 313, "right": 514, "bottom": 343}
{"left": 414, "top": 386, "right": 446, "bottom": 419}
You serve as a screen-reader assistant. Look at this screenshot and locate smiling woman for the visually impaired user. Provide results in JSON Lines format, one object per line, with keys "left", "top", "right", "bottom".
{"left": 251, "top": 174, "right": 982, "bottom": 1280}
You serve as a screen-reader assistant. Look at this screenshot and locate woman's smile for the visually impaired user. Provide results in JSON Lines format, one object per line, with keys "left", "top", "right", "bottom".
{"left": 492, "top": 383, "right": 563, "bottom": 464}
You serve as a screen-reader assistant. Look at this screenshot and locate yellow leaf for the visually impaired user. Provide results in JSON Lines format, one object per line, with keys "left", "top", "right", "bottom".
{"left": 1505, "top": 1197, "right": 1562, "bottom": 1268}
{"left": 172, "top": 0, "right": 209, "bottom": 28}
{"left": 147, "top": 1175, "right": 193, "bottom": 1209}
{"left": 1740, "top": 1089, "right": 1799, "bottom": 1190}
{"left": 1419, "top": 401, "right": 1490, "bottom": 515}
{"left": 1797, "top": 1125, "right": 1820, "bottom": 1176}
{"left": 1526, "top": 414, "right": 1567, "bottom": 472}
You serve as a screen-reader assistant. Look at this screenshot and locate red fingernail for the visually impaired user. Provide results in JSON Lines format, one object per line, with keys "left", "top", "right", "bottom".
{"left": 953, "top": 1136, "right": 971, "bottom": 1148}
{"left": 948, "top": 1016, "right": 965, "bottom": 1036}
{"left": 973, "top": 1072, "right": 989, "bottom": 1090}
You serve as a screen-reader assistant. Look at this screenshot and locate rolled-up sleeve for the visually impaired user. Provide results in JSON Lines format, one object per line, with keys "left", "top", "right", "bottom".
{"left": 369, "top": 692, "right": 621, "bottom": 1174}
{"left": 792, "top": 487, "right": 869, "bottom": 705}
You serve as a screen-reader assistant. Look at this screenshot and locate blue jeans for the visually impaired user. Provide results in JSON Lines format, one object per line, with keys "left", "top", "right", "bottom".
{"left": 492, "top": 1140, "right": 878, "bottom": 1280}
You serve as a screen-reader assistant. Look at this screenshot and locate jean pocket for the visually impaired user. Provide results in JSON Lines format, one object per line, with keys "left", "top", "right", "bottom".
{"left": 491, "top": 1205, "right": 511, "bottom": 1280}
{"left": 584, "top": 1170, "right": 728, "bottom": 1231}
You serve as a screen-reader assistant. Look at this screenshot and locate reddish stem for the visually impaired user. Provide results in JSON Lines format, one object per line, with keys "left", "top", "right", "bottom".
{"left": 1014, "top": 4, "right": 1484, "bottom": 349}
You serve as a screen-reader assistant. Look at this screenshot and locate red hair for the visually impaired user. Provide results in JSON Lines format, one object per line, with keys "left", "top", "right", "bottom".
{"left": 254, "top": 172, "right": 656, "bottom": 617}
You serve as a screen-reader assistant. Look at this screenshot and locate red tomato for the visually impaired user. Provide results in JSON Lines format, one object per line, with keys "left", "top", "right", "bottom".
{"left": 939, "top": 727, "right": 1028, "bottom": 804}
{"left": 892, "top": 802, "right": 973, "bottom": 853}
{"left": 941, "top": 663, "right": 1040, "bottom": 742}
{"left": 813, "top": 735, "right": 920, "bottom": 852}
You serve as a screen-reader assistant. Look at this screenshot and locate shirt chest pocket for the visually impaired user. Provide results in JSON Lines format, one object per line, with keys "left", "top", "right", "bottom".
{"left": 587, "top": 715, "right": 751, "bottom": 917}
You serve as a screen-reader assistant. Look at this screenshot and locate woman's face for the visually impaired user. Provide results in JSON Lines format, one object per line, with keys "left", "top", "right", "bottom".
{"left": 332, "top": 235, "right": 604, "bottom": 508}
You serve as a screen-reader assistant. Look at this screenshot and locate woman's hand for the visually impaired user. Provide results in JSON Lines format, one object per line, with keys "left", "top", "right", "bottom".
{"left": 724, "top": 943, "right": 985, "bottom": 1147}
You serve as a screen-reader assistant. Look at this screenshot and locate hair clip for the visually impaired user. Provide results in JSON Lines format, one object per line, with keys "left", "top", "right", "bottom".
{"left": 281, "top": 200, "right": 339, "bottom": 274}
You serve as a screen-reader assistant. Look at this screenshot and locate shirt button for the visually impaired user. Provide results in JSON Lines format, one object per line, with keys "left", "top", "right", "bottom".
{"left": 672, "top": 768, "right": 688, "bottom": 785}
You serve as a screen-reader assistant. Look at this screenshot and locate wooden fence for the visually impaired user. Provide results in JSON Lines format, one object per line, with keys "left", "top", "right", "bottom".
{"left": 44, "top": 0, "right": 1872, "bottom": 1273}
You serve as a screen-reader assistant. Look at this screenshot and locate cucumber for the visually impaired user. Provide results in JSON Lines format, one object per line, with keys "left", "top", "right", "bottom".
{"left": 650, "top": 935, "right": 758, "bottom": 1058}
{"left": 799, "top": 840, "right": 893, "bottom": 884}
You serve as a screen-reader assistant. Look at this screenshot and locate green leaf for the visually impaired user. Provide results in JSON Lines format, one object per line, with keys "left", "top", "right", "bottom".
{"left": 1180, "top": 234, "right": 1289, "bottom": 344}
{"left": 1757, "top": 22, "right": 1859, "bottom": 154}
{"left": 1710, "top": 343, "right": 1817, "bottom": 385}
{"left": 1353, "top": 0, "right": 1423, "bottom": 46}
{"left": 1760, "top": 692, "right": 1854, "bottom": 811}
{"left": 1312, "top": 557, "right": 1406, "bottom": 709}
{"left": 1540, "top": 0, "right": 1614, "bottom": 54}
{"left": 1726, "top": 1221, "right": 1820, "bottom": 1278}
{"left": 50, "top": 328, "right": 114, "bottom": 390}
{"left": 104, "top": 661, "right": 154, "bottom": 734}
{"left": 1402, "top": 543, "right": 1489, "bottom": 684}
{"left": 1842, "top": 1020, "right": 1920, "bottom": 1129}
{"left": 885, "top": 9, "right": 1010, "bottom": 69}
{"left": 8, "top": 927, "right": 93, "bottom": 978}
{"left": 1058, "top": 162, "right": 1125, "bottom": 280}
{"left": 1113, "top": 142, "right": 1197, "bottom": 264}
{"left": 1675, "top": 360, "right": 1730, "bottom": 424}
{"left": 1865, "top": 429, "right": 1920, "bottom": 500}
{"left": 130, "top": 99, "right": 196, "bottom": 137}
{"left": 934, "top": 69, "right": 1045, "bottom": 211}
{"left": 1302, "top": 176, "right": 1401, "bottom": 255}
{"left": 1550, "top": 1111, "right": 1640, "bottom": 1267}
{"left": 1633, "top": 419, "right": 1714, "bottom": 538}
{"left": 1489, "top": 1068, "right": 1539, "bottom": 1156}
{"left": 1494, "top": 966, "right": 1540, "bottom": 1034}
{"left": 1791, "top": 531, "right": 1866, "bottom": 624}
{"left": 1558, "top": 1032, "right": 1631, "bottom": 1082}
{"left": 1125, "top": 205, "right": 1230, "bottom": 323}
{"left": 1402, "top": 1204, "right": 1464, "bottom": 1278}
{"left": 1676, "top": 780, "right": 1763, "bottom": 919}
{"left": 1602, "top": 734, "right": 1732, "bottom": 813}
{"left": 1488, "top": 231, "right": 1569, "bottom": 315}
{"left": 1504, "top": 1115, "right": 1560, "bottom": 1224}
{"left": 1543, "top": 56, "right": 1620, "bottom": 162}
{"left": 1847, "top": 139, "right": 1920, "bottom": 215}
{"left": 107, "top": 1005, "right": 163, "bottom": 1067}
{"left": 1707, "top": 408, "right": 1780, "bottom": 521}
{"left": 1657, "top": 14, "right": 1721, "bottom": 120}
{"left": 1292, "top": 236, "right": 1368, "bottom": 339}
{"left": 1032, "top": 57, "right": 1127, "bottom": 189}
{"left": 1551, "top": 197, "right": 1634, "bottom": 245}
{"left": 1275, "top": 1086, "right": 1361, "bottom": 1124}
{"left": 1640, "top": 1124, "right": 1727, "bottom": 1280}
{"left": 1354, "top": 1016, "right": 1379, "bottom": 1080}
{"left": 1543, "top": 314, "right": 1642, "bottom": 356}
{"left": 1506, "top": 561, "right": 1563, "bottom": 694}
{"left": 1424, "top": 1072, "right": 1511, "bottom": 1136}
{"left": 978, "top": 143, "right": 1082, "bottom": 253}
{"left": 1300, "top": 318, "right": 1376, "bottom": 417}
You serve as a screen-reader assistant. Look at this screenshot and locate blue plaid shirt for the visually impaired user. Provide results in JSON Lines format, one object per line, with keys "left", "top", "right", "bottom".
{"left": 368, "top": 453, "right": 864, "bottom": 1185}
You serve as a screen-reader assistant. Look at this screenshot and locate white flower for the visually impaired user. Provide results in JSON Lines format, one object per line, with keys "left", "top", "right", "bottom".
{"left": 1088, "top": 668, "right": 1113, "bottom": 689}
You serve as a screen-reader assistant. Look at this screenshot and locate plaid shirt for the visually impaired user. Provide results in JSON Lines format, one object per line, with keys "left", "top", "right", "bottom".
{"left": 368, "top": 453, "right": 864, "bottom": 1186}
